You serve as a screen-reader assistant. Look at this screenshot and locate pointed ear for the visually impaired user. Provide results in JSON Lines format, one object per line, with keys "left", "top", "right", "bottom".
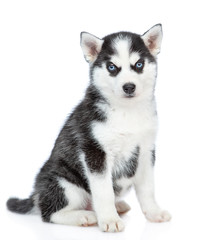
{"left": 80, "top": 32, "right": 104, "bottom": 63}
{"left": 141, "top": 24, "right": 163, "bottom": 56}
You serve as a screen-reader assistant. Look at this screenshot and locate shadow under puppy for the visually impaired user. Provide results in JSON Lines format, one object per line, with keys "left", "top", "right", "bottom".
{"left": 7, "top": 24, "right": 171, "bottom": 232}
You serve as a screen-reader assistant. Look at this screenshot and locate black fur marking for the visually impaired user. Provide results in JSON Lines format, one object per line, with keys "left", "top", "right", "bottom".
{"left": 7, "top": 198, "right": 34, "bottom": 214}
{"left": 129, "top": 33, "right": 156, "bottom": 63}
{"left": 113, "top": 181, "right": 122, "bottom": 195}
{"left": 113, "top": 179, "right": 132, "bottom": 196}
{"left": 91, "top": 37, "right": 116, "bottom": 70}
{"left": 83, "top": 138, "right": 106, "bottom": 173}
{"left": 57, "top": 159, "right": 91, "bottom": 193}
{"left": 113, "top": 146, "right": 140, "bottom": 180}
{"left": 124, "top": 146, "right": 140, "bottom": 178}
{"left": 35, "top": 176, "right": 68, "bottom": 222}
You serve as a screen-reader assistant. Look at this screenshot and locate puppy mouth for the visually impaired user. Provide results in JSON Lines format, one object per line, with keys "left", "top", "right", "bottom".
{"left": 123, "top": 93, "right": 135, "bottom": 98}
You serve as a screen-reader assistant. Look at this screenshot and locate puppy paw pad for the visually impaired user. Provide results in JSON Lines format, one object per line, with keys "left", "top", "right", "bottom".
{"left": 99, "top": 218, "right": 125, "bottom": 232}
{"left": 79, "top": 212, "right": 97, "bottom": 227}
{"left": 145, "top": 210, "right": 172, "bottom": 223}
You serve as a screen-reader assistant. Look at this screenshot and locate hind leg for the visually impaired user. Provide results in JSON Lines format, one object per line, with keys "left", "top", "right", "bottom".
{"left": 50, "top": 206, "right": 97, "bottom": 226}
{"left": 37, "top": 178, "right": 69, "bottom": 222}
{"left": 49, "top": 178, "right": 97, "bottom": 226}
{"left": 38, "top": 177, "right": 94, "bottom": 225}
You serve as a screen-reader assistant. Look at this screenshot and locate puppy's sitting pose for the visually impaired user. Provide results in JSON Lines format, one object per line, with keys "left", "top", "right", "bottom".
{"left": 7, "top": 24, "right": 171, "bottom": 232}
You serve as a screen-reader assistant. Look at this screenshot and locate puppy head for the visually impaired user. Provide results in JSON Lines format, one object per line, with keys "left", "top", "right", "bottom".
{"left": 80, "top": 25, "right": 162, "bottom": 104}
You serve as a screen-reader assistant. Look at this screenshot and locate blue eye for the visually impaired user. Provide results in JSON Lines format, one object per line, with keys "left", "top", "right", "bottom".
{"left": 107, "top": 63, "right": 118, "bottom": 74}
{"left": 107, "top": 62, "right": 121, "bottom": 76}
{"left": 108, "top": 65, "right": 116, "bottom": 71}
{"left": 133, "top": 60, "right": 144, "bottom": 72}
{"left": 136, "top": 62, "right": 143, "bottom": 68}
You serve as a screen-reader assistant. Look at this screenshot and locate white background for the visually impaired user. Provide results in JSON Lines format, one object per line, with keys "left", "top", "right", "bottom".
{"left": 1, "top": 0, "right": 213, "bottom": 239}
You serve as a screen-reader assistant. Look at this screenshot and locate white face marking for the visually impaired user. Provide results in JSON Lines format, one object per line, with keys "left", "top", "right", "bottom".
{"left": 93, "top": 37, "right": 157, "bottom": 106}
{"left": 130, "top": 52, "right": 141, "bottom": 66}
{"left": 111, "top": 38, "right": 132, "bottom": 68}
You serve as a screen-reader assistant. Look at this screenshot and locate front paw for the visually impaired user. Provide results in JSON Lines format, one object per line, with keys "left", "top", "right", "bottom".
{"left": 98, "top": 217, "right": 125, "bottom": 232}
{"left": 144, "top": 209, "right": 172, "bottom": 223}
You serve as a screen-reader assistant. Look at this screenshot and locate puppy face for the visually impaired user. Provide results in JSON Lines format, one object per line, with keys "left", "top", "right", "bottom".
{"left": 81, "top": 25, "right": 162, "bottom": 104}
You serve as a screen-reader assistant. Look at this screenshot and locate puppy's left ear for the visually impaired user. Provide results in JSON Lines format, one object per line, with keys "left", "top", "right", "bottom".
{"left": 141, "top": 24, "right": 163, "bottom": 56}
{"left": 80, "top": 32, "right": 104, "bottom": 63}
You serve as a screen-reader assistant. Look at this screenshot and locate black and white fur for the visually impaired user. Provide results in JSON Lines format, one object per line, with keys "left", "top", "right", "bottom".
{"left": 7, "top": 24, "right": 171, "bottom": 232}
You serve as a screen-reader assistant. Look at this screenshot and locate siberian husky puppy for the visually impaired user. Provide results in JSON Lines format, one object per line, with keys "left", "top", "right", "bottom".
{"left": 7, "top": 24, "right": 171, "bottom": 232}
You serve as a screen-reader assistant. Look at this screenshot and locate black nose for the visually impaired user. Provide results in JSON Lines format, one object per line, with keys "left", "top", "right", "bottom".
{"left": 123, "top": 83, "right": 136, "bottom": 95}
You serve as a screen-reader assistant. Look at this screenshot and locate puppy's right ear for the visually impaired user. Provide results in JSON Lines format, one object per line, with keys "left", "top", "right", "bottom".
{"left": 80, "top": 32, "right": 104, "bottom": 63}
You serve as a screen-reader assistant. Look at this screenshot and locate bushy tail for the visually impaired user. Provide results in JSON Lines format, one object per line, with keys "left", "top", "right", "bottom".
{"left": 6, "top": 197, "right": 34, "bottom": 214}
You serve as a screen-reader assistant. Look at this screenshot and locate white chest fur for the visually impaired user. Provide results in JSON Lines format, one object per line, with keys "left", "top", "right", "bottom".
{"left": 92, "top": 101, "right": 158, "bottom": 161}
{"left": 91, "top": 101, "right": 157, "bottom": 198}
